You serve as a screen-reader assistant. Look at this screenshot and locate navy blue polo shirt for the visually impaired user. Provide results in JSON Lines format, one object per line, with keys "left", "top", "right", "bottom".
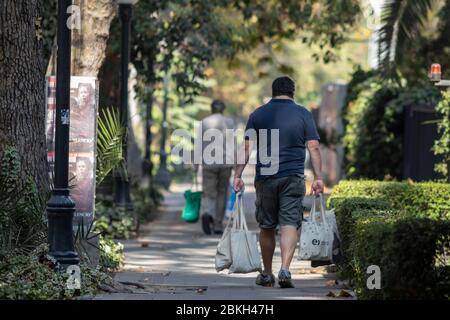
{"left": 245, "top": 98, "right": 320, "bottom": 180}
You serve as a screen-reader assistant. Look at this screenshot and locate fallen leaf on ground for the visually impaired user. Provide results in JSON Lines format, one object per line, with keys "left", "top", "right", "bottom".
{"left": 338, "top": 290, "right": 353, "bottom": 298}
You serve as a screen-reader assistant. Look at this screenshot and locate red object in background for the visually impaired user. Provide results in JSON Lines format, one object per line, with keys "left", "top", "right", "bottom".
{"left": 430, "top": 63, "right": 442, "bottom": 81}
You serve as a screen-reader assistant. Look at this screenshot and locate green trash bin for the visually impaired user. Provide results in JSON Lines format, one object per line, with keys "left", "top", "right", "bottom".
{"left": 181, "top": 174, "right": 202, "bottom": 223}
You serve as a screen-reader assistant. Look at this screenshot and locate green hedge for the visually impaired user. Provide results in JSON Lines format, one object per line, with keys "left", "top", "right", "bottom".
{"left": 352, "top": 216, "right": 450, "bottom": 300}
{"left": 329, "top": 180, "right": 450, "bottom": 220}
{"left": 329, "top": 180, "right": 450, "bottom": 299}
{"left": 327, "top": 198, "right": 390, "bottom": 279}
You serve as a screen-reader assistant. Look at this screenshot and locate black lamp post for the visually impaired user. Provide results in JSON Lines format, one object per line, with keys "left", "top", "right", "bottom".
{"left": 142, "top": 85, "right": 153, "bottom": 178}
{"left": 47, "top": 0, "right": 79, "bottom": 269}
{"left": 114, "top": 0, "right": 138, "bottom": 207}
{"left": 154, "top": 71, "right": 171, "bottom": 189}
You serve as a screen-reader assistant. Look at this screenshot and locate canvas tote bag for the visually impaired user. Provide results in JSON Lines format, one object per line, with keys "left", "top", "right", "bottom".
{"left": 214, "top": 202, "right": 234, "bottom": 272}
{"left": 298, "top": 194, "right": 334, "bottom": 261}
{"left": 228, "top": 194, "right": 262, "bottom": 273}
{"left": 215, "top": 193, "right": 261, "bottom": 273}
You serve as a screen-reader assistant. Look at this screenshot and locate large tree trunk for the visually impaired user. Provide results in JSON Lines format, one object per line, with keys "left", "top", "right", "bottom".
{"left": 0, "top": 0, "right": 49, "bottom": 192}
{"left": 71, "top": 0, "right": 116, "bottom": 76}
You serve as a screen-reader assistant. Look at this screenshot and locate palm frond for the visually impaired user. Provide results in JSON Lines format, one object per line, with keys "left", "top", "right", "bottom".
{"left": 96, "top": 107, "right": 127, "bottom": 186}
{"left": 378, "top": 0, "right": 437, "bottom": 78}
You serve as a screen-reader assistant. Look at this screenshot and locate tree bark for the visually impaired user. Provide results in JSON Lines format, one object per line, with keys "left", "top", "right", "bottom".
{"left": 71, "top": 0, "right": 117, "bottom": 76}
{"left": 0, "top": 0, "right": 49, "bottom": 192}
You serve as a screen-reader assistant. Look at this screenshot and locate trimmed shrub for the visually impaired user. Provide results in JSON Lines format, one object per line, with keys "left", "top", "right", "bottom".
{"left": 351, "top": 212, "right": 396, "bottom": 300}
{"left": 327, "top": 197, "right": 389, "bottom": 279}
{"left": 329, "top": 180, "right": 450, "bottom": 220}
{"left": 329, "top": 180, "right": 450, "bottom": 299}
{"left": 352, "top": 217, "right": 450, "bottom": 300}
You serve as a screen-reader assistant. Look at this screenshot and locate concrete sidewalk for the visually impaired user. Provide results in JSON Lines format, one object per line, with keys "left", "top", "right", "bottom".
{"left": 94, "top": 169, "right": 353, "bottom": 300}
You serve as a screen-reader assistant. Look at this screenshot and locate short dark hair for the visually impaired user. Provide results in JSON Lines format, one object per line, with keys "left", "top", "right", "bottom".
{"left": 211, "top": 99, "right": 226, "bottom": 113}
{"left": 272, "top": 76, "right": 295, "bottom": 98}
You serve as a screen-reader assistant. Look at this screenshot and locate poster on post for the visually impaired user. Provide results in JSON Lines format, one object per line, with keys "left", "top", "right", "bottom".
{"left": 45, "top": 76, "right": 99, "bottom": 226}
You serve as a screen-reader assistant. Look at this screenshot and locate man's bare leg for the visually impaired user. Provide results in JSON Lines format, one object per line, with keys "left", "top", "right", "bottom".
{"left": 259, "top": 228, "right": 276, "bottom": 274}
{"left": 280, "top": 225, "right": 298, "bottom": 270}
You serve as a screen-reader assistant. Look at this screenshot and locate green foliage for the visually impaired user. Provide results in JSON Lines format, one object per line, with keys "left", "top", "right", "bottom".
{"left": 0, "top": 244, "right": 109, "bottom": 300}
{"left": 342, "top": 67, "right": 378, "bottom": 124}
{"left": 432, "top": 91, "right": 450, "bottom": 177}
{"left": 329, "top": 180, "right": 450, "bottom": 299}
{"left": 96, "top": 108, "right": 126, "bottom": 186}
{"left": 94, "top": 203, "right": 135, "bottom": 240}
{"left": 42, "top": 0, "right": 57, "bottom": 64}
{"left": 343, "top": 79, "right": 402, "bottom": 179}
{"left": 109, "top": 0, "right": 363, "bottom": 107}
{"left": 0, "top": 147, "right": 47, "bottom": 256}
{"left": 131, "top": 182, "right": 164, "bottom": 224}
{"left": 352, "top": 217, "right": 450, "bottom": 300}
{"left": 94, "top": 181, "right": 163, "bottom": 240}
{"left": 342, "top": 71, "right": 441, "bottom": 179}
{"left": 99, "top": 236, "right": 124, "bottom": 273}
{"left": 377, "top": 0, "right": 437, "bottom": 79}
{"left": 329, "top": 180, "right": 450, "bottom": 220}
{"left": 327, "top": 198, "right": 390, "bottom": 279}
{"left": 378, "top": 0, "right": 450, "bottom": 83}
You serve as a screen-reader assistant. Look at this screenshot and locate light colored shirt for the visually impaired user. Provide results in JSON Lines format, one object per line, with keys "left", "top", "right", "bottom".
{"left": 196, "top": 113, "right": 235, "bottom": 168}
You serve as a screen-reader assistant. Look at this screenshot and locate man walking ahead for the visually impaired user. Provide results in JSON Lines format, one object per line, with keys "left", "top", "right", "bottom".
{"left": 197, "top": 100, "right": 235, "bottom": 235}
{"left": 234, "top": 76, "right": 324, "bottom": 288}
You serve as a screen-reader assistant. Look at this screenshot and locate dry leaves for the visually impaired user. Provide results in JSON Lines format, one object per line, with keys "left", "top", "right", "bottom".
{"left": 326, "top": 290, "right": 353, "bottom": 298}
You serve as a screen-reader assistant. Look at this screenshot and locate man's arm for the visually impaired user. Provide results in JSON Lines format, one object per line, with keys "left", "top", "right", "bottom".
{"left": 307, "top": 140, "right": 324, "bottom": 194}
{"left": 233, "top": 139, "right": 253, "bottom": 192}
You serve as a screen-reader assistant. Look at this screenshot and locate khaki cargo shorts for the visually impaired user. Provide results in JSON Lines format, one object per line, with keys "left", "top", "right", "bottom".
{"left": 254, "top": 175, "right": 305, "bottom": 230}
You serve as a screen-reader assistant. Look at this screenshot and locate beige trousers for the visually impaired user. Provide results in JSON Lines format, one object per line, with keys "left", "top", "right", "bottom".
{"left": 201, "top": 166, "right": 232, "bottom": 231}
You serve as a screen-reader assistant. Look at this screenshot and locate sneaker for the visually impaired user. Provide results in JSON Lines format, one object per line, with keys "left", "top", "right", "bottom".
{"left": 201, "top": 214, "right": 212, "bottom": 235}
{"left": 278, "top": 269, "right": 294, "bottom": 288}
{"left": 213, "top": 229, "right": 223, "bottom": 235}
{"left": 255, "top": 273, "right": 275, "bottom": 287}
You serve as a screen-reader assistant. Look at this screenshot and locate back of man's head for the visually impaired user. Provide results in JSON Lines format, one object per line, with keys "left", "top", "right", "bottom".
{"left": 272, "top": 76, "right": 295, "bottom": 98}
{"left": 211, "top": 99, "right": 226, "bottom": 114}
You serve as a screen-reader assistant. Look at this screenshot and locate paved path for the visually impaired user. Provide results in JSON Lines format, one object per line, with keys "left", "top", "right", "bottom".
{"left": 94, "top": 167, "right": 353, "bottom": 300}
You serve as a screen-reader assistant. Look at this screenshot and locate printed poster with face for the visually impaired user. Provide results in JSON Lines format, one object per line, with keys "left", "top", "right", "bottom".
{"left": 46, "top": 76, "right": 98, "bottom": 226}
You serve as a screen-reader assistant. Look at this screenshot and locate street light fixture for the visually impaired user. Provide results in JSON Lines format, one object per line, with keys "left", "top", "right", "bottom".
{"left": 114, "top": 0, "right": 139, "bottom": 208}
{"left": 47, "top": 0, "right": 79, "bottom": 269}
{"left": 430, "top": 63, "right": 450, "bottom": 88}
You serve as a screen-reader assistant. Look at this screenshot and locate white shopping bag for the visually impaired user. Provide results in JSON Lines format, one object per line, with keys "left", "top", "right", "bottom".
{"left": 215, "top": 211, "right": 233, "bottom": 272}
{"left": 298, "top": 194, "right": 334, "bottom": 261}
{"left": 215, "top": 193, "right": 261, "bottom": 273}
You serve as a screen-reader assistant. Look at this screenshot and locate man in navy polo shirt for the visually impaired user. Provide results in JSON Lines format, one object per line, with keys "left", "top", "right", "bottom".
{"left": 234, "top": 76, "right": 324, "bottom": 288}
